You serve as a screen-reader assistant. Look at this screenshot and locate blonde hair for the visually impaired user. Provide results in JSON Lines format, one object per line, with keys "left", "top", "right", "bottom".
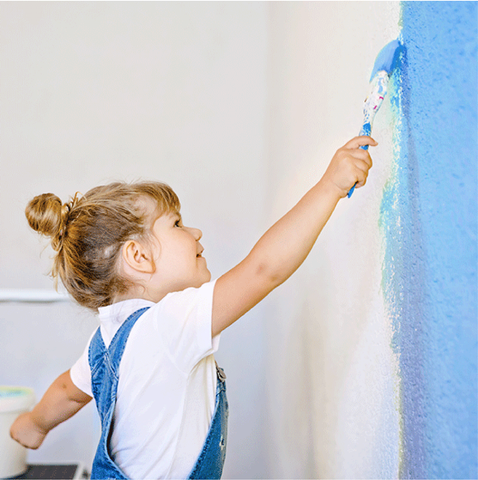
{"left": 25, "top": 181, "right": 180, "bottom": 310}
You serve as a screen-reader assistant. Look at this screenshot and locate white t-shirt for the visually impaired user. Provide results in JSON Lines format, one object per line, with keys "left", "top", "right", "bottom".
{"left": 70, "top": 280, "right": 220, "bottom": 480}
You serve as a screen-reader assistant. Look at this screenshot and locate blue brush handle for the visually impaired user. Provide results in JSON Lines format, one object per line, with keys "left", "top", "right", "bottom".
{"left": 347, "top": 122, "right": 372, "bottom": 198}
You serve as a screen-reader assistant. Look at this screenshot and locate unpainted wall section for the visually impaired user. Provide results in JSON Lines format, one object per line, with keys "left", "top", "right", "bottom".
{"left": 0, "top": 3, "right": 269, "bottom": 477}
{"left": 263, "top": 3, "right": 401, "bottom": 478}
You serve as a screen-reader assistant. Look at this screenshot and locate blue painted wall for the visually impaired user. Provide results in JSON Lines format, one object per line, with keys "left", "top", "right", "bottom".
{"left": 381, "top": 2, "right": 477, "bottom": 478}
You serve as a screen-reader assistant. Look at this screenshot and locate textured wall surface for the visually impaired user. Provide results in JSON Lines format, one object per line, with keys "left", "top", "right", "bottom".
{"left": 264, "top": 2, "right": 477, "bottom": 478}
{"left": 381, "top": 2, "right": 478, "bottom": 478}
{"left": 263, "top": 3, "right": 401, "bottom": 478}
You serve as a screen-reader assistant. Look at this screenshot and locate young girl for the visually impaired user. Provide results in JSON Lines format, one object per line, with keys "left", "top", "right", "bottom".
{"left": 10, "top": 136, "right": 376, "bottom": 479}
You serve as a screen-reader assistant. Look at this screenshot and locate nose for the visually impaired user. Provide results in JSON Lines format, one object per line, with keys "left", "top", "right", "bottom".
{"left": 186, "top": 226, "right": 202, "bottom": 241}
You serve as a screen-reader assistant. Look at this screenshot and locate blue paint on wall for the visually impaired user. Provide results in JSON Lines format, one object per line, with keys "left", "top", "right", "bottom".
{"left": 381, "top": 2, "right": 478, "bottom": 478}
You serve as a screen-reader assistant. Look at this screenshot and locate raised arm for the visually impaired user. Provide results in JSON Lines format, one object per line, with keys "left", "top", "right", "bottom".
{"left": 212, "top": 136, "right": 376, "bottom": 337}
{"left": 10, "top": 370, "right": 92, "bottom": 449}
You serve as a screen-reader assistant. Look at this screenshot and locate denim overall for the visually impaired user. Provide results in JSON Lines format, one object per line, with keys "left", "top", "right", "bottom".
{"left": 88, "top": 307, "right": 228, "bottom": 480}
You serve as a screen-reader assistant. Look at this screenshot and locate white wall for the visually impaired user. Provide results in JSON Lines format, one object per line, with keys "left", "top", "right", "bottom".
{"left": 1, "top": 2, "right": 402, "bottom": 478}
{"left": 263, "top": 2, "right": 401, "bottom": 478}
{"left": 0, "top": 3, "right": 268, "bottom": 477}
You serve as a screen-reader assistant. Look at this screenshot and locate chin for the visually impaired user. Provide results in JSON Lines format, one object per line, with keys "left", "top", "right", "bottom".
{"left": 191, "top": 272, "right": 211, "bottom": 289}
{"left": 199, "top": 271, "right": 212, "bottom": 285}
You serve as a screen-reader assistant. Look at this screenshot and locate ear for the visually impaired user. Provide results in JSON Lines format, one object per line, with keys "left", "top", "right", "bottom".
{"left": 122, "top": 240, "right": 155, "bottom": 274}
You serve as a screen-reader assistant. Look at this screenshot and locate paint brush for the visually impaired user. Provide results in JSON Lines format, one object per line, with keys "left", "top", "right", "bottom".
{"left": 348, "top": 39, "right": 401, "bottom": 198}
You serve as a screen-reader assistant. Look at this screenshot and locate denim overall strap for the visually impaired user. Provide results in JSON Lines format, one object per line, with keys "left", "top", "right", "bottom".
{"left": 188, "top": 363, "right": 229, "bottom": 480}
{"left": 88, "top": 307, "right": 151, "bottom": 480}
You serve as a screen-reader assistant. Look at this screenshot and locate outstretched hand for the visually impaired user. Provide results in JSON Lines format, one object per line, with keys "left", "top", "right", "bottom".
{"left": 321, "top": 136, "right": 377, "bottom": 198}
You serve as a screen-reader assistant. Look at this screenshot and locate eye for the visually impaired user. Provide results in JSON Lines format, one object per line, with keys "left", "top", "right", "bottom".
{"left": 175, "top": 220, "right": 182, "bottom": 228}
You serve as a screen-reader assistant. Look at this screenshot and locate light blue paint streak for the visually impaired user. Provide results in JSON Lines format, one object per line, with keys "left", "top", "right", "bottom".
{"left": 381, "top": 2, "right": 478, "bottom": 478}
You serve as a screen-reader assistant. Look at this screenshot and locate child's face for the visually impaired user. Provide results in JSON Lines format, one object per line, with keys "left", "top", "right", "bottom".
{"left": 149, "top": 210, "right": 211, "bottom": 295}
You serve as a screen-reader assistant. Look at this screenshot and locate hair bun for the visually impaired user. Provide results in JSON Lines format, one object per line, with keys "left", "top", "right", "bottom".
{"left": 25, "top": 193, "right": 66, "bottom": 246}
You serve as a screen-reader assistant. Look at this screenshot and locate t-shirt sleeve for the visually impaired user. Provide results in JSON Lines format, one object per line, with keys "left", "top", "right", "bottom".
{"left": 69, "top": 331, "right": 95, "bottom": 397}
{"left": 155, "top": 279, "right": 220, "bottom": 373}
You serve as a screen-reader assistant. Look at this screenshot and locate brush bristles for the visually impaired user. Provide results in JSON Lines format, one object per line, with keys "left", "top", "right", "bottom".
{"left": 369, "top": 39, "right": 401, "bottom": 81}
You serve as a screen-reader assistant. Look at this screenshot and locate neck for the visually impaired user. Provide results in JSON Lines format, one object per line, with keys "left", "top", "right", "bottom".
{"left": 114, "top": 284, "right": 166, "bottom": 304}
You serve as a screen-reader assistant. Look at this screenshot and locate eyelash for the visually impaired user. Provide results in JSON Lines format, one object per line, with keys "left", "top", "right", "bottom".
{"left": 175, "top": 220, "right": 181, "bottom": 227}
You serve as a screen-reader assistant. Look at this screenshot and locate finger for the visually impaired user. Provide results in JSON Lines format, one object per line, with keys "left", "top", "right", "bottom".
{"left": 351, "top": 161, "right": 370, "bottom": 187}
{"left": 354, "top": 170, "right": 368, "bottom": 189}
{"left": 359, "top": 152, "right": 373, "bottom": 170}
{"left": 343, "top": 136, "right": 378, "bottom": 149}
{"left": 354, "top": 158, "right": 372, "bottom": 174}
{"left": 346, "top": 148, "right": 373, "bottom": 168}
